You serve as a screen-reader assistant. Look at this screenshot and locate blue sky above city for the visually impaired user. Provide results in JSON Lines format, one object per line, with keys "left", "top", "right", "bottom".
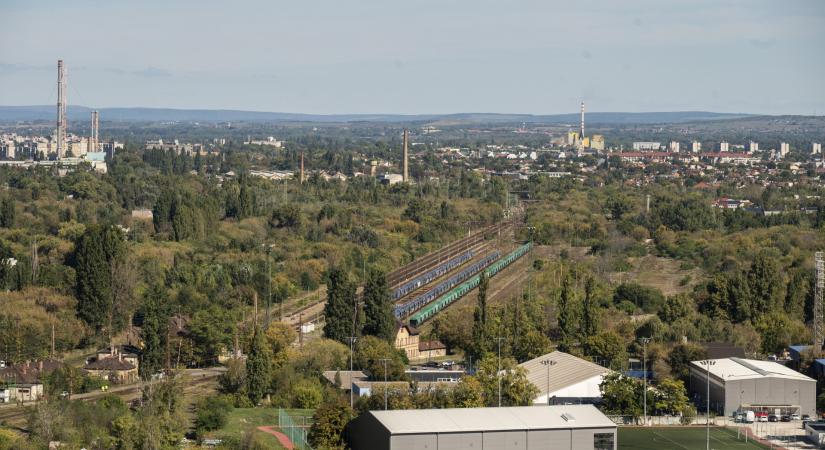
{"left": 1, "top": 0, "right": 823, "bottom": 115}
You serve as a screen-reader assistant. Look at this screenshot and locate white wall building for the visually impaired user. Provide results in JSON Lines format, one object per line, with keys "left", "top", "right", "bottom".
{"left": 691, "top": 141, "right": 702, "bottom": 152}
{"left": 747, "top": 141, "right": 759, "bottom": 153}
{"left": 779, "top": 142, "right": 790, "bottom": 157}
{"left": 668, "top": 141, "right": 680, "bottom": 152}
{"left": 719, "top": 141, "right": 730, "bottom": 152}
{"left": 812, "top": 142, "right": 822, "bottom": 155}
{"left": 632, "top": 142, "right": 661, "bottom": 151}
{"left": 520, "top": 351, "right": 612, "bottom": 405}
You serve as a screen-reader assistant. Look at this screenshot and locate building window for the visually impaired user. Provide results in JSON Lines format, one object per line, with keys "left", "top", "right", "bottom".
{"left": 594, "top": 433, "right": 614, "bottom": 450}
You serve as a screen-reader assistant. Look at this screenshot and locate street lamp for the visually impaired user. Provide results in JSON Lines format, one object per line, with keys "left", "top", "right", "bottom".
{"left": 699, "top": 359, "right": 716, "bottom": 450}
{"left": 639, "top": 337, "right": 651, "bottom": 426}
{"left": 378, "top": 358, "right": 391, "bottom": 410}
{"left": 495, "top": 337, "right": 506, "bottom": 407}
{"left": 540, "top": 360, "right": 556, "bottom": 405}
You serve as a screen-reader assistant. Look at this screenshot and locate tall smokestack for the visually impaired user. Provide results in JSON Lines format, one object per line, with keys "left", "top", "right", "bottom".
{"left": 56, "top": 60, "right": 67, "bottom": 158}
{"left": 580, "top": 101, "right": 585, "bottom": 139}
{"left": 90, "top": 110, "right": 99, "bottom": 152}
{"left": 402, "top": 129, "right": 409, "bottom": 182}
{"left": 300, "top": 151, "right": 305, "bottom": 184}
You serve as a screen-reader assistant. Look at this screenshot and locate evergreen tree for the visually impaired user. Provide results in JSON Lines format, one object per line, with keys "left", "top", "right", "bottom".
{"left": 362, "top": 269, "right": 395, "bottom": 342}
{"left": 0, "top": 196, "right": 15, "bottom": 228}
{"left": 557, "top": 275, "right": 579, "bottom": 350}
{"left": 470, "top": 271, "right": 490, "bottom": 362}
{"left": 140, "top": 285, "right": 170, "bottom": 379}
{"left": 746, "top": 252, "right": 782, "bottom": 317}
{"left": 322, "top": 267, "right": 357, "bottom": 344}
{"left": 74, "top": 225, "right": 126, "bottom": 335}
{"left": 581, "top": 277, "right": 599, "bottom": 338}
{"left": 245, "top": 326, "right": 271, "bottom": 404}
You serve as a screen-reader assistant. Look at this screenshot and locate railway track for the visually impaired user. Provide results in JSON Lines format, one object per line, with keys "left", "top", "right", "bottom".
{"left": 387, "top": 222, "right": 509, "bottom": 288}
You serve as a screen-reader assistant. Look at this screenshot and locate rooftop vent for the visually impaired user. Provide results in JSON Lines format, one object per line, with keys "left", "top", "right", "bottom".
{"left": 561, "top": 412, "right": 576, "bottom": 423}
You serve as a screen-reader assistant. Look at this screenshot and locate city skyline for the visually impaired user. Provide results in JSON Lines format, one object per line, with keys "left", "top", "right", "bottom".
{"left": 1, "top": 0, "right": 824, "bottom": 115}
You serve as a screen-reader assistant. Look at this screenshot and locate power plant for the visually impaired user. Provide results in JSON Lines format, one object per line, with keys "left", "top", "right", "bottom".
{"left": 56, "top": 60, "right": 67, "bottom": 158}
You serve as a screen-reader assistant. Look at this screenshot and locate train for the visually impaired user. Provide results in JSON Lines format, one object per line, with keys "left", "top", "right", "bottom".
{"left": 408, "top": 242, "right": 533, "bottom": 327}
{"left": 391, "top": 250, "right": 475, "bottom": 300}
{"left": 393, "top": 251, "right": 501, "bottom": 318}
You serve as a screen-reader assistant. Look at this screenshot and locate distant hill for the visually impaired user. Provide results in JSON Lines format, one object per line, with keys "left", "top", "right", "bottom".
{"left": 0, "top": 105, "right": 756, "bottom": 125}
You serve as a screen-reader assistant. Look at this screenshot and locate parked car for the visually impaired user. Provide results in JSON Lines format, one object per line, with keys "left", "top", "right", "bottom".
{"left": 768, "top": 414, "right": 779, "bottom": 422}
{"left": 802, "top": 414, "right": 811, "bottom": 421}
{"left": 780, "top": 415, "right": 791, "bottom": 422}
{"left": 744, "top": 411, "right": 755, "bottom": 423}
{"left": 790, "top": 413, "right": 800, "bottom": 421}
{"left": 756, "top": 412, "right": 768, "bottom": 422}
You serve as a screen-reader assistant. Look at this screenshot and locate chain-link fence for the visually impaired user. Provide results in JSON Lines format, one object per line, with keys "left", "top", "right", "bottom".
{"left": 278, "top": 408, "right": 313, "bottom": 450}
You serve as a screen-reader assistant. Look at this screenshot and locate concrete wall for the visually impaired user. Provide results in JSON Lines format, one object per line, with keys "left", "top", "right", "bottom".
{"left": 533, "top": 374, "right": 605, "bottom": 405}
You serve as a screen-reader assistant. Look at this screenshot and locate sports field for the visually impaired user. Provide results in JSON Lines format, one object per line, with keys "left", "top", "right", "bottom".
{"left": 618, "top": 427, "right": 769, "bottom": 450}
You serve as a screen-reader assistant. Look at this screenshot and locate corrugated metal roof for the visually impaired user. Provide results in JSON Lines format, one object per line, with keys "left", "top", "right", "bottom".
{"left": 519, "top": 351, "right": 612, "bottom": 396}
{"left": 369, "top": 405, "right": 615, "bottom": 434}
{"left": 689, "top": 358, "right": 814, "bottom": 382}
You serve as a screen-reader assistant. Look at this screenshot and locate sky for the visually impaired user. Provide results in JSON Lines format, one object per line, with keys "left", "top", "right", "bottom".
{"left": 1, "top": 0, "right": 824, "bottom": 115}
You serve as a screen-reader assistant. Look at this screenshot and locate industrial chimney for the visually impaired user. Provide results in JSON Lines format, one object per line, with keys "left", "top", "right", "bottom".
{"left": 300, "top": 151, "right": 305, "bottom": 184}
{"left": 580, "top": 101, "right": 585, "bottom": 140}
{"left": 402, "top": 129, "right": 409, "bottom": 182}
{"left": 56, "top": 60, "right": 67, "bottom": 159}
{"left": 90, "top": 110, "right": 99, "bottom": 153}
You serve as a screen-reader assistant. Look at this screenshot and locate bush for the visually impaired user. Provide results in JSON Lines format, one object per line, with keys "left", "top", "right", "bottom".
{"left": 195, "top": 395, "right": 234, "bottom": 435}
{"left": 613, "top": 283, "right": 665, "bottom": 313}
{"left": 291, "top": 378, "right": 324, "bottom": 409}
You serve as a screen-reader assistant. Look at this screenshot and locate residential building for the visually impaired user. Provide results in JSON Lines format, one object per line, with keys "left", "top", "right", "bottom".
{"left": 0, "top": 360, "right": 63, "bottom": 403}
{"left": 393, "top": 322, "right": 446, "bottom": 361}
{"left": 347, "top": 405, "right": 617, "bottom": 450}
{"left": 779, "top": 142, "right": 790, "bottom": 157}
{"left": 632, "top": 142, "right": 661, "bottom": 151}
{"left": 668, "top": 141, "right": 680, "bottom": 152}
{"left": 747, "top": 141, "right": 759, "bottom": 153}
{"left": 812, "top": 142, "right": 822, "bottom": 155}
{"left": 520, "top": 351, "right": 612, "bottom": 405}
{"left": 691, "top": 141, "right": 702, "bottom": 152}
{"left": 719, "top": 141, "right": 730, "bottom": 152}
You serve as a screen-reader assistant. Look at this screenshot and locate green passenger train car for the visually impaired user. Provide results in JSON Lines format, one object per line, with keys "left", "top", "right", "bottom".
{"left": 408, "top": 242, "right": 533, "bottom": 327}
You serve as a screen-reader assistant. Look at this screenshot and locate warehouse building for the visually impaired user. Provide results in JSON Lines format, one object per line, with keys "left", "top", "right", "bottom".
{"left": 347, "top": 405, "right": 617, "bottom": 450}
{"left": 520, "top": 351, "right": 613, "bottom": 405}
{"left": 688, "top": 357, "right": 815, "bottom": 417}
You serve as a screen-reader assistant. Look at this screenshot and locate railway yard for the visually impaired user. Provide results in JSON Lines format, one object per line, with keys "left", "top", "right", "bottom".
{"left": 283, "top": 219, "right": 533, "bottom": 333}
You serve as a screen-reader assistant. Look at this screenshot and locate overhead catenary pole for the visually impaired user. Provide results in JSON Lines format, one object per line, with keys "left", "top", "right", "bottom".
{"left": 379, "top": 358, "right": 391, "bottom": 410}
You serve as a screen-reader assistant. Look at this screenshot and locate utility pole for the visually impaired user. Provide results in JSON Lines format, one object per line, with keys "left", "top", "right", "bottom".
{"left": 379, "top": 358, "right": 391, "bottom": 410}
{"left": 496, "top": 337, "right": 506, "bottom": 407}
{"left": 640, "top": 337, "right": 651, "bottom": 426}
{"left": 348, "top": 337, "right": 357, "bottom": 408}
{"left": 700, "top": 359, "right": 716, "bottom": 450}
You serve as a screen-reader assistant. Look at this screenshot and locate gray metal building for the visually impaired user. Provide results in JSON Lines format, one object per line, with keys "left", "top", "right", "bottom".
{"left": 689, "top": 357, "right": 816, "bottom": 417}
{"left": 347, "top": 405, "right": 617, "bottom": 450}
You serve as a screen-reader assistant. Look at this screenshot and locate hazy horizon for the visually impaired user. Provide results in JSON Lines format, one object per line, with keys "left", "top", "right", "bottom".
{"left": 2, "top": 0, "right": 824, "bottom": 115}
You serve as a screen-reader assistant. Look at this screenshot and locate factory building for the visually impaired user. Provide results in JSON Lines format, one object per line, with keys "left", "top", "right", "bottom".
{"left": 347, "top": 405, "right": 617, "bottom": 450}
{"left": 688, "top": 357, "right": 815, "bottom": 417}
{"left": 520, "top": 351, "right": 612, "bottom": 405}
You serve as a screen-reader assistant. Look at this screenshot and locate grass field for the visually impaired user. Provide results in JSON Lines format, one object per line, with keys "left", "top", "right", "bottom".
{"left": 211, "top": 407, "right": 315, "bottom": 449}
{"left": 618, "top": 427, "right": 769, "bottom": 450}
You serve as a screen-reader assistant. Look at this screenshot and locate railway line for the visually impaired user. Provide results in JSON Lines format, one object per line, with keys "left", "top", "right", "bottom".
{"left": 386, "top": 222, "right": 509, "bottom": 288}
